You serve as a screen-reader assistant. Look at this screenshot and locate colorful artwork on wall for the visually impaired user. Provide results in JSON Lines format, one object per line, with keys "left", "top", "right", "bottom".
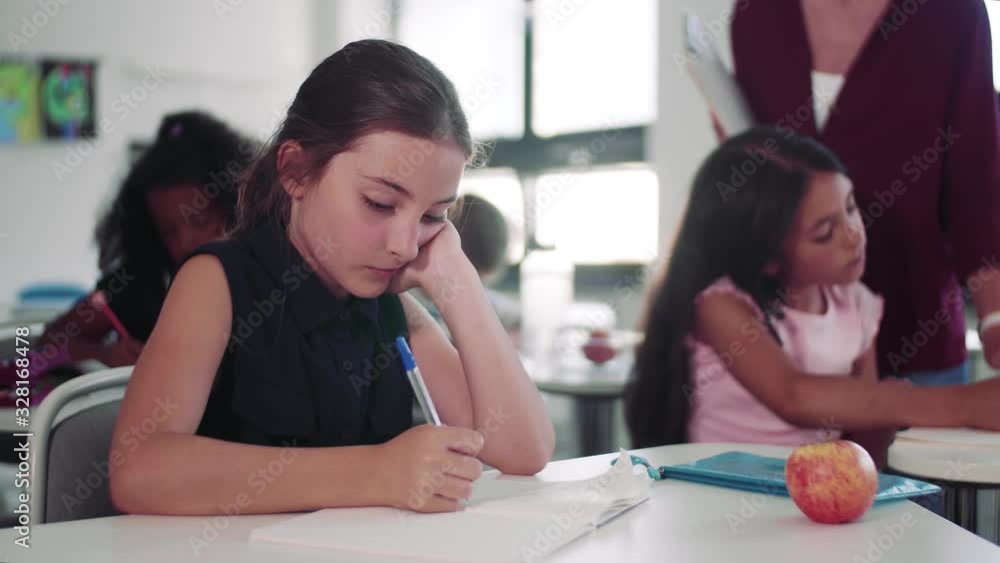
{"left": 40, "top": 59, "right": 96, "bottom": 140}
{"left": 0, "top": 58, "right": 97, "bottom": 144}
{"left": 0, "top": 59, "right": 42, "bottom": 144}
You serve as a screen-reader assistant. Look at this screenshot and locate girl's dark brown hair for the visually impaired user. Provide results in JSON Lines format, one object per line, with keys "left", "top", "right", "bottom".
{"left": 96, "top": 110, "right": 255, "bottom": 273}
{"left": 626, "top": 126, "right": 847, "bottom": 448}
{"left": 233, "top": 39, "right": 476, "bottom": 235}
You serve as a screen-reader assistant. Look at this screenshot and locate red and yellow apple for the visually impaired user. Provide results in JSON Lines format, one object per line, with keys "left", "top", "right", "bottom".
{"left": 785, "top": 440, "right": 879, "bottom": 524}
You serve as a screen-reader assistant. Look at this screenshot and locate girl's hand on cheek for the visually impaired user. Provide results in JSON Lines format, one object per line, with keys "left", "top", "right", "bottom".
{"left": 389, "top": 222, "right": 470, "bottom": 294}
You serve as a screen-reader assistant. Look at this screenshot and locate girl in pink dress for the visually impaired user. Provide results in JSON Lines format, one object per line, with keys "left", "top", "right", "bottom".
{"left": 626, "top": 127, "right": 1000, "bottom": 466}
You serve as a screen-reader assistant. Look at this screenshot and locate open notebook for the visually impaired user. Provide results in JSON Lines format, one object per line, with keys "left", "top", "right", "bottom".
{"left": 250, "top": 450, "right": 651, "bottom": 563}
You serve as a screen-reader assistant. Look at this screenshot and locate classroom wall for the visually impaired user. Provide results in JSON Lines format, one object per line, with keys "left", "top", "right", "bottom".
{"left": 0, "top": 0, "right": 392, "bottom": 306}
{"left": 652, "top": 0, "right": 734, "bottom": 259}
{"left": 2, "top": 0, "right": 710, "bottom": 325}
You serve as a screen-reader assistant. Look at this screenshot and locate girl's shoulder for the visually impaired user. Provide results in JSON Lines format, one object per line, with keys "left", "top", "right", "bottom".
{"left": 695, "top": 276, "right": 764, "bottom": 316}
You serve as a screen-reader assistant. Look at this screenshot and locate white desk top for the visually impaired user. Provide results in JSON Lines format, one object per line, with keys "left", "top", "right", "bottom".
{"left": 2, "top": 443, "right": 997, "bottom": 562}
{"left": 523, "top": 329, "right": 637, "bottom": 397}
{"left": 527, "top": 355, "right": 630, "bottom": 397}
{"left": 889, "top": 428, "right": 1000, "bottom": 485}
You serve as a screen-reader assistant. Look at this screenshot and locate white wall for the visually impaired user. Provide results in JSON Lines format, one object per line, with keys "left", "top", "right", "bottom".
{"left": 0, "top": 0, "right": 321, "bottom": 305}
{"left": 652, "top": 0, "right": 735, "bottom": 258}
{"left": 2, "top": 0, "right": 720, "bottom": 311}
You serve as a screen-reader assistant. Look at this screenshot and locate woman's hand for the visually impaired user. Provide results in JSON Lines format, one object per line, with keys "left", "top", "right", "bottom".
{"left": 371, "top": 424, "right": 485, "bottom": 512}
{"left": 962, "top": 377, "right": 1000, "bottom": 430}
{"left": 980, "top": 325, "right": 1000, "bottom": 369}
{"left": 388, "top": 222, "right": 474, "bottom": 297}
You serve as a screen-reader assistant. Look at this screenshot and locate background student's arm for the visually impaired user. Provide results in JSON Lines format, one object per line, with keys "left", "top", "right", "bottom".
{"left": 841, "top": 346, "right": 897, "bottom": 469}
{"left": 37, "top": 297, "right": 142, "bottom": 367}
{"left": 693, "top": 292, "right": 1000, "bottom": 431}
{"left": 397, "top": 224, "right": 555, "bottom": 475}
{"left": 111, "top": 254, "right": 482, "bottom": 515}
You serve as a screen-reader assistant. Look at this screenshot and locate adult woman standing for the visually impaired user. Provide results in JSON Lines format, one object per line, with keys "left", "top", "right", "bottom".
{"left": 730, "top": 0, "right": 1000, "bottom": 384}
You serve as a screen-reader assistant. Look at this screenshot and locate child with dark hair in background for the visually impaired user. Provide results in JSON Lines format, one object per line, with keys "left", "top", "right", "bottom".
{"left": 449, "top": 193, "right": 520, "bottom": 331}
{"left": 32, "top": 111, "right": 257, "bottom": 370}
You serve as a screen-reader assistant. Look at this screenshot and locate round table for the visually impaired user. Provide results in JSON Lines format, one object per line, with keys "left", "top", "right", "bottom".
{"left": 524, "top": 331, "right": 638, "bottom": 456}
{"left": 888, "top": 428, "right": 1000, "bottom": 540}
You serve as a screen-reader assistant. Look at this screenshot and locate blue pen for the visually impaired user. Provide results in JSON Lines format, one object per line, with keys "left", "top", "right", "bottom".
{"left": 396, "top": 336, "right": 442, "bottom": 426}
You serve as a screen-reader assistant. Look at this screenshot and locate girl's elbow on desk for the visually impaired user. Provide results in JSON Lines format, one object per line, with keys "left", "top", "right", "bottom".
{"left": 109, "top": 434, "right": 203, "bottom": 515}
{"left": 485, "top": 426, "right": 555, "bottom": 475}
{"left": 109, "top": 453, "right": 163, "bottom": 515}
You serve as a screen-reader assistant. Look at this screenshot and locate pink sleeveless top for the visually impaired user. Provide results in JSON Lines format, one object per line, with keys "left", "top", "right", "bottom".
{"left": 687, "top": 277, "right": 883, "bottom": 446}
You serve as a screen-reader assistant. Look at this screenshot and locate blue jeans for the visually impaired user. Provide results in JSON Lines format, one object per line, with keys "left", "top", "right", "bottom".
{"left": 892, "top": 360, "right": 971, "bottom": 386}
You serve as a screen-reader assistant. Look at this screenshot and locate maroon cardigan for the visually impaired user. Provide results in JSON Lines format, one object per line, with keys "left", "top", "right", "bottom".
{"left": 731, "top": 0, "right": 1000, "bottom": 374}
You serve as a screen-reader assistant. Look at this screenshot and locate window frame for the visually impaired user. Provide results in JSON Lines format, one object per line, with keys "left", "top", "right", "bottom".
{"left": 399, "top": 1, "right": 654, "bottom": 271}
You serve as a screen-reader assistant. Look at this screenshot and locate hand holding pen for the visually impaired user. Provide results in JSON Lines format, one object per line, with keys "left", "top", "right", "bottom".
{"left": 366, "top": 336, "right": 486, "bottom": 513}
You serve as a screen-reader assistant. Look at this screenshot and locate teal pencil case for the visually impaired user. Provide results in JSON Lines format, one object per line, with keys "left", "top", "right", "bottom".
{"left": 660, "top": 452, "right": 941, "bottom": 503}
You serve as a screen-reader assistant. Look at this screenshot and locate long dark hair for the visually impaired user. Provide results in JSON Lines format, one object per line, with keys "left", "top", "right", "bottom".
{"left": 625, "top": 127, "right": 847, "bottom": 448}
{"left": 95, "top": 110, "right": 256, "bottom": 274}
{"left": 234, "top": 39, "right": 477, "bottom": 235}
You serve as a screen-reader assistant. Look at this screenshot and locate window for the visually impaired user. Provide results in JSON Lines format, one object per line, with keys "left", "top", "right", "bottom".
{"left": 531, "top": 0, "right": 658, "bottom": 137}
{"left": 533, "top": 167, "right": 658, "bottom": 264}
{"left": 987, "top": 1, "right": 1000, "bottom": 91}
{"left": 459, "top": 168, "right": 526, "bottom": 263}
{"left": 397, "top": 1, "right": 658, "bottom": 266}
{"left": 397, "top": 0, "right": 525, "bottom": 139}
